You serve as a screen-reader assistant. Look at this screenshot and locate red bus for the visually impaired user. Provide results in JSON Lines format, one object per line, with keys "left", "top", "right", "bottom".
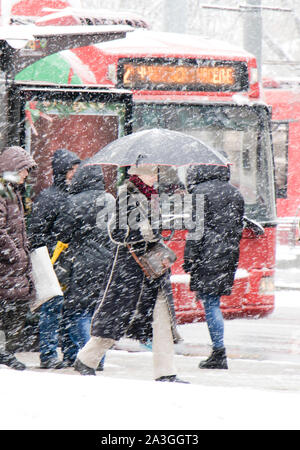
{"left": 263, "top": 77, "right": 300, "bottom": 246}
{"left": 3, "top": 2, "right": 277, "bottom": 322}
{"left": 13, "top": 26, "right": 277, "bottom": 323}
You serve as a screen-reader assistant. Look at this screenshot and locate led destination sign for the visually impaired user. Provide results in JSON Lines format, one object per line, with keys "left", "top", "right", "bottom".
{"left": 124, "top": 64, "right": 234, "bottom": 86}
{"left": 118, "top": 58, "right": 249, "bottom": 92}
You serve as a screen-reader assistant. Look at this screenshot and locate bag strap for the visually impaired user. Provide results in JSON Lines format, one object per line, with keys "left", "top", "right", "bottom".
{"left": 126, "top": 244, "right": 150, "bottom": 278}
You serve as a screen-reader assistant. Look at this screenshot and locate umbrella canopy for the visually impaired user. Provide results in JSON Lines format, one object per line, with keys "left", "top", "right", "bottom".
{"left": 88, "top": 128, "right": 229, "bottom": 167}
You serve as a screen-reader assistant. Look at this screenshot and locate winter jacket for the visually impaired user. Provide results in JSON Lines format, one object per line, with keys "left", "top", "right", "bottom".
{"left": 28, "top": 148, "right": 81, "bottom": 253}
{"left": 0, "top": 146, "right": 36, "bottom": 301}
{"left": 53, "top": 163, "right": 115, "bottom": 313}
{"left": 183, "top": 164, "right": 244, "bottom": 297}
{"left": 90, "top": 179, "right": 181, "bottom": 343}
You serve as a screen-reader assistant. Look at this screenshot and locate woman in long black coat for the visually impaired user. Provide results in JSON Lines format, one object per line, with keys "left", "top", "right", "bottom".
{"left": 75, "top": 164, "right": 186, "bottom": 382}
{"left": 183, "top": 164, "right": 244, "bottom": 369}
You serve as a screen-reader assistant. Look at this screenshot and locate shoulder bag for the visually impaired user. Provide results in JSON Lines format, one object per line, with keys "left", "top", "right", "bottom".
{"left": 127, "top": 241, "right": 177, "bottom": 279}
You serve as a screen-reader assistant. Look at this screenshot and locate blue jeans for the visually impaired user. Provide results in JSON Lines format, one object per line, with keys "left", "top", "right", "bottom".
{"left": 39, "top": 295, "right": 63, "bottom": 363}
{"left": 197, "top": 293, "right": 224, "bottom": 350}
{"left": 61, "top": 308, "right": 105, "bottom": 367}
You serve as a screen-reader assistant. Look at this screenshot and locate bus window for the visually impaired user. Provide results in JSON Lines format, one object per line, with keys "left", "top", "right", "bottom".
{"left": 271, "top": 121, "right": 289, "bottom": 199}
{"left": 133, "top": 103, "right": 276, "bottom": 223}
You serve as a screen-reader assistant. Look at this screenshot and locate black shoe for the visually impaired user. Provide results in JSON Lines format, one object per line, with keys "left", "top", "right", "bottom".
{"left": 96, "top": 360, "right": 104, "bottom": 371}
{"left": 61, "top": 359, "right": 74, "bottom": 368}
{"left": 74, "top": 359, "right": 96, "bottom": 376}
{"left": 199, "top": 347, "right": 228, "bottom": 370}
{"left": 0, "top": 351, "right": 26, "bottom": 371}
{"left": 155, "top": 375, "right": 190, "bottom": 384}
{"left": 40, "top": 358, "right": 65, "bottom": 369}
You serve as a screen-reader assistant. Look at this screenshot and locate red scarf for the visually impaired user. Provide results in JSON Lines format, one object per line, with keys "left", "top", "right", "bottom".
{"left": 129, "top": 175, "right": 158, "bottom": 200}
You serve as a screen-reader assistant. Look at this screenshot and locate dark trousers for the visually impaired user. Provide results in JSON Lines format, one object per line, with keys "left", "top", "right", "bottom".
{"left": 60, "top": 307, "right": 105, "bottom": 367}
{"left": 0, "top": 299, "right": 29, "bottom": 353}
{"left": 39, "top": 295, "right": 64, "bottom": 363}
{"left": 197, "top": 293, "right": 224, "bottom": 350}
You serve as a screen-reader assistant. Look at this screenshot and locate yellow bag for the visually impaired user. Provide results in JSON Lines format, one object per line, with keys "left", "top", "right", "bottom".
{"left": 51, "top": 241, "right": 69, "bottom": 265}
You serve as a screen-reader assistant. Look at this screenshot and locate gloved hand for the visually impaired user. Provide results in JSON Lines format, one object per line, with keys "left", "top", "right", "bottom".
{"left": 183, "top": 259, "right": 194, "bottom": 273}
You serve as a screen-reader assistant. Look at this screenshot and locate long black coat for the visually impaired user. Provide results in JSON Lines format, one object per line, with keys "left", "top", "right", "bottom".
{"left": 184, "top": 165, "right": 244, "bottom": 297}
{"left": 54, "top": 164, "right": 115, "bottom": 313}
{"left": 90, "top": 180, "right": 180, "bottom": 343}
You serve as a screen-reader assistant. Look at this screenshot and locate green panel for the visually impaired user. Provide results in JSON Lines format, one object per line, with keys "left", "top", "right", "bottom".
{"left": 15, "top": 53, "right": 82, "bottom": 85}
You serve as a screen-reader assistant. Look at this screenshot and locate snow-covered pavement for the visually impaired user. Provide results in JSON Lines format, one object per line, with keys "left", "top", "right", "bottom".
{"left": 0, "top": 291, "right": 300, "bottom": 430}
{"left": 0, "top": 243, "right": 299, "bottom": 430}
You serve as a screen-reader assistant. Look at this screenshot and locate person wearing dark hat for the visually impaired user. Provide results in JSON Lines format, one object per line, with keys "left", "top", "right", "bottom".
{"left": 28, "top": 148, "right": 81, "bottom": 369}
{"left": 183, "top": 164, "right": 244, "bottom": 370}
{"left": 0, "top": 146, "right": 37, "bottom": 370}
{"left": 74, "top": 163, "right": 187, "bottom": 383}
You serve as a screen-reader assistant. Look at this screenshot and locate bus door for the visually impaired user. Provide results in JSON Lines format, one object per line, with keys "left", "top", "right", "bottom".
{"left": 6, "top": 83, "right": 132, "bottom": 196}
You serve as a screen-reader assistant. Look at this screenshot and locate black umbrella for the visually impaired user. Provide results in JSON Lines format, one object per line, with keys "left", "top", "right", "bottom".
{"left": 88, "top": 128, "right": 228, "bottom": 167}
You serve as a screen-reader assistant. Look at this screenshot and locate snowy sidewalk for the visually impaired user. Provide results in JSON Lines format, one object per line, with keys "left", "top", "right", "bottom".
{"left": 1, "top": 246, "right": 300, "bottom": 430}
{"left": 0, "top": 365, "right": 299, "bottom": 430}
{"left": 0, "top": 292, "right": 299, "bottom": 430}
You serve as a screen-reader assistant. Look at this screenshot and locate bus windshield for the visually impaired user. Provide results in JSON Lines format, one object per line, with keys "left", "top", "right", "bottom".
{"left": 133, "top": 103, "right": 276, "bottom": 223}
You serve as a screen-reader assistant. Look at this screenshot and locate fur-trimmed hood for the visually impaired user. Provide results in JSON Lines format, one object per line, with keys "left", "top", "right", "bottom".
{"left": 0, "top": 146, "right": 36, "bottom": 176}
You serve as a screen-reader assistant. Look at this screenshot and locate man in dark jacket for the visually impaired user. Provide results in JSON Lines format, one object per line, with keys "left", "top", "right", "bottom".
{"left": 53, "top": 162, "right": 115, "bottom": 368}
{"left": 0, "top": 146, "right": 36, "bottom": 370}
{"left": 184, "top": 164, "right": 244, "bottom": 369}
{"left": 28, "top": 148, "right": 80, "bottom": 369}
